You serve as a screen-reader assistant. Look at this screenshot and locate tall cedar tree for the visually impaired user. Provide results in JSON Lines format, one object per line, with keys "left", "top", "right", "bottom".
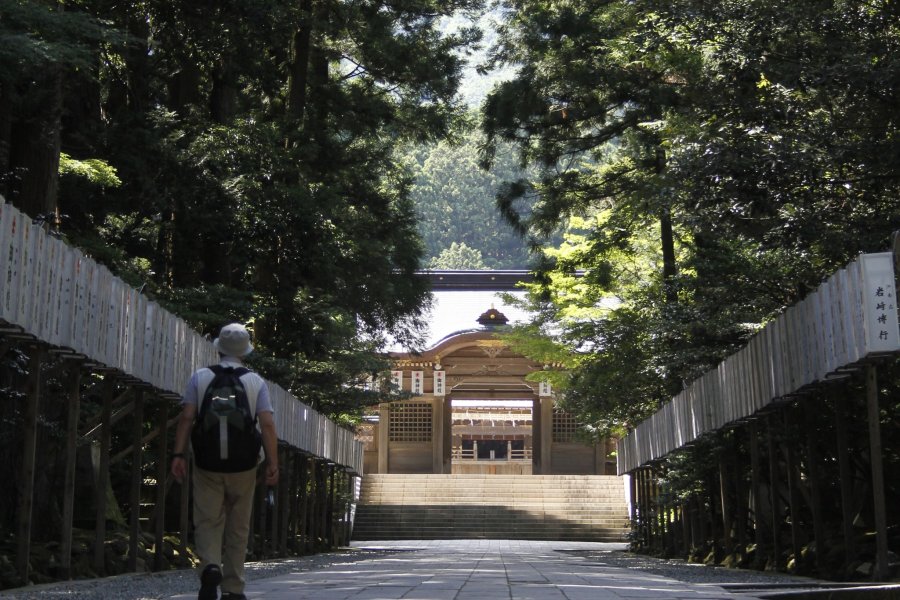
{"left": 2, "top": 0, "right": 482, "bottom": 414}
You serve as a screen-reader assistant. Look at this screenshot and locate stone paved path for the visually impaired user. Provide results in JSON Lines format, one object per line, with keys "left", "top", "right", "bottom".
{"left": 169, "top": 540, "right": 761, "bottom": 600}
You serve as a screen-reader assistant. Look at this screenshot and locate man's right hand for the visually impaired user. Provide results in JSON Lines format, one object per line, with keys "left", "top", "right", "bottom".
{"left": 171, "top": 456, "right": 187, "bottom": 483}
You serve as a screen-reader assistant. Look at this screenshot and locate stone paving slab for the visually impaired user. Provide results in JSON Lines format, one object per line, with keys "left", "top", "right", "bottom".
{"left": 168, "top": 540, "right": 761, "bottom": 600}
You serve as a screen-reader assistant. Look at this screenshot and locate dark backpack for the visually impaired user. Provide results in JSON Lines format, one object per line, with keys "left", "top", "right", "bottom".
{"left": 191, "top": 365, "right": 262, "bottom": 472}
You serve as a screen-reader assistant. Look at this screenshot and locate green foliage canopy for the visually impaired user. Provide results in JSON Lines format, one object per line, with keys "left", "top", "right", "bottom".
{"left": 2, "top": 0, "right": 486, "bottom": 417}
{"left": 484, "top": 0, "right": 900, "bottom": 433}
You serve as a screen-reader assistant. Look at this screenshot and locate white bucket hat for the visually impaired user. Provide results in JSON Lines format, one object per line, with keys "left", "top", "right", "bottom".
{"left": 213, "top": 323, "right": 254, "bottom": 357}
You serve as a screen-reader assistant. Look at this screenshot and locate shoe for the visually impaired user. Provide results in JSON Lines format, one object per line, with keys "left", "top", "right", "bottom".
{"left": 198, "top": 564, "right": 222, "bottom": 600}
{"left": 221, "top": 594, "right": 247, "bottom": 600}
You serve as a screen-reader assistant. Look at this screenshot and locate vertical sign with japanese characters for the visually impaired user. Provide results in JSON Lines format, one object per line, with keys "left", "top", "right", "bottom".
{"left": 411, "top": 371, "right": 424, "bottom": 396}
{"left": 539, "top": 381, "right": 552, "bottom": 397}
{"left": 859, "top": 253, "right": 900, "bottom": 354}
{"left": 390, "top": 370, "right": 403, "bottom": 392}
{"left": 433, "top": 370, "right": 445, "bottom": 396}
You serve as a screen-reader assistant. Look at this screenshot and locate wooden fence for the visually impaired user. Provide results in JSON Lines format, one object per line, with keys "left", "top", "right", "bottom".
{"left": 617, "top": 245, "right": 899, "bottom": 580}
{"left": 0, "top": 201, "right": 363, "bottom": 473}
{"left": 617, "top": 251, "right": 900, "bottom": 474}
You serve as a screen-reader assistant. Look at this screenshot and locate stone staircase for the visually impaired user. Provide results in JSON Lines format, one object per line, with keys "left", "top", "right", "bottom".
{"left": 352, "top": 474, "right": 630, "bottom": 541}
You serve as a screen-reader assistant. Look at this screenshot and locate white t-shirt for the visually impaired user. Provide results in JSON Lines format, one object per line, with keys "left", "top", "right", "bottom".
{"left": 181, "top": 359, "right": 274, "bottom": 415}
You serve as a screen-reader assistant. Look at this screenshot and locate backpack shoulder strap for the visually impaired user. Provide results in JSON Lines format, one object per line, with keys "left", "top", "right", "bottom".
{"left": 195, "top": 366, "right": 218, "bottom": 412}
{"left": 237, "top": 371, "right": 262, "bottom": 420}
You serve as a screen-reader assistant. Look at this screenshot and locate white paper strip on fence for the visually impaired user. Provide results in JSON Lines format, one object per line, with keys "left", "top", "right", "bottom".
{"left": 0, "top": 201, "right": 362, "bottom": 473}
{"left": 618, "top": 252, "right": 900, "bottom": 475}
{"left": 859, "top": 253, "right": 900, "bottom": 352}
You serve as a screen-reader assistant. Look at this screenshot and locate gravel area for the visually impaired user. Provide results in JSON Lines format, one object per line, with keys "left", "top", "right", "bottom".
{"left": 559, "top": 549, "right": 819, "bottom": 586}
{"left": 0, "top": 548, "right": 400, "bottom": 600}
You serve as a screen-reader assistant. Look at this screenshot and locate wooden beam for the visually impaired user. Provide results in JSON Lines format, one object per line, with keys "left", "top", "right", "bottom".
{"left": 81, "top": 391, "right": 134, "bottom": 442}
{"left": 15, "top": 346, "right": 43, "bottom": 585}
{"left": 111, "top": 415, "right": 179, "bottom": 465}
{"left": 60, "top": 365, "right": 82, "bottom": 578}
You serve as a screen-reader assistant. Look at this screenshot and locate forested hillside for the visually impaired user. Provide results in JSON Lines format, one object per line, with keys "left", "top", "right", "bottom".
{"left": 402, "top": 126, "right": 538, "bottom": 270}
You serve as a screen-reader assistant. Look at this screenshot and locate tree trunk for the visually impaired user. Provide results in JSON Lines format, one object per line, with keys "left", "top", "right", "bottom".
{"left": 287, "top": 0, "right": 315, "bottom": 124}
{"left": 656, "top": 146, "right": 677, "bottom": 305}
{"left": 8, "top": 70, "right": 62, "bottom": 219}
{"left": 0, "top": 84, "right": 12, "bottom": 200}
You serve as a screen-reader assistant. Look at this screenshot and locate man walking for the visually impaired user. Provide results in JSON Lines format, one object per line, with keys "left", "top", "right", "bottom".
{"left": 171, "top": 323, "right": 279, "bottom": 600}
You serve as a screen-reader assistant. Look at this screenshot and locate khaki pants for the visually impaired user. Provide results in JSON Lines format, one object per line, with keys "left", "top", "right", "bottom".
{"left": 192, "top": 465, "right": 258, "bottom": 594}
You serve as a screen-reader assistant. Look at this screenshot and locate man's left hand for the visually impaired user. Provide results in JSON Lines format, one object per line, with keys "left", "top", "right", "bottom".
{"left": 265, "top": 463, "right": 279, "bottom": 486}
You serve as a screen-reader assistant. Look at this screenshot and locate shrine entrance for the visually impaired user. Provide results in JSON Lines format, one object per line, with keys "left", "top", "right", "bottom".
{"left": 451, "top": 399, "right": 533, "bottom": 475}
{"left": 358, "top": 296, "right": 616, "bottom": 476}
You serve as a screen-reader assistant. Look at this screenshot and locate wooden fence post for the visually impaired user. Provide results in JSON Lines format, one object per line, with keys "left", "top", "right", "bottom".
{"left": 327, "top": 464, "right": 336, "bottom": 547}
{"left": 802, "top": 397, "right": 827, "bottom": 576}
{"left": 694, "top": 495, "right": 706, "bottom": 554}
{"left": 93, "top": 377, "right": 115, "bottom": 574}
{"left": 154, "top": 401, "right": 169, "bottom": 571}
{"left": 279, "top": 448, "right": 291, "bottom": 555}
{"left": 865, "top": 364, "right": 889, "bottom": 580}
{"left": 255, "top": 483, "right": 267, "bottom": 558}
{"left": 15, "top": 346, "right": 43, "bottom": 584}
{"left": 269, "top": 448, "right": 280, "bottom": 557}
{"left": 733, "top": 437, "right": 748, "bottom": 552}
{"left": 287, "top": 451, "right": 299, "bottom": 552}
{"left": 833, "top": 392, "right": 856, "bottom": 568}
{"left": 344, "top": 472, "right": 354, "bottom": 545}
{"left": 128, "top": 388, "right": 145, "bottom": 572}
{"left": 718, "top": 451, "right": 733, "bottom": 557}
{"left": 767, "top": 414, "right": 782, "bottom": 569}
{"left": 707, "top": 471, "right": 720, "bottom": 563}
{"left": 783, "top": 410, "right": 803, "bottom": 570}
{"left": 318, "top": 461, "right": 328, "bottom": 546}
{"left": 179, "top": 448, "right": 191, "bottom": 556}
{"left": 636, "top": 468, "right": 646, "bottom": 550}
{"left": 749, "top": 420, "right": 768, "bottom": 567}
{"left": 60, "top": 362, "right": 81, "bottom": 579}
{"left": 298, "top": 455, "right": 310, "bottom": 552}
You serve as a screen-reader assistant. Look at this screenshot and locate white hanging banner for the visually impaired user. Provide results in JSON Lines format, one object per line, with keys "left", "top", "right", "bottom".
{"left": 412, "top": 370, "right": 424, "bottom": 395}
{"left": 859, "top": 252, "right": 900, "bottom": 354}
{"left": 539, "top": 381, "right": 552, "bottom": 397}
{"left": 433, "top": 370, "right": 446, "bottom": 396}
{"left": 390, "top": 370, "right": 403, "bottom": 392}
